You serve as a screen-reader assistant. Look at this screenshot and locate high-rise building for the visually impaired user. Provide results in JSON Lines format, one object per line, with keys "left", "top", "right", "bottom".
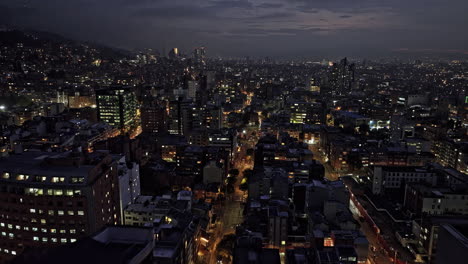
{"left": 168, "top": 98, "right": 195, "bottom": 136}
{"left": 307, "top": 77, "right": 320, "bottom": 93}
{"left": 290, "top": 102, "right": 309, "bottom": 124}
{"left": 116, "top": 155, "right": 140, "bottom": 224}
{"left": 140, "top": 99, "right": 167, "bottom": 135}
{"left": 96, "top": 88, "right": 138, "bottom": 133}
{"left": 203, "top": 105, "right": 223, "bottom": 129}
{"left": 326, "top": 57, "right": 355, "bottom": 97}
{"left": 193, "top": 47, "right": 206, "bottom": 64}
{"left": 168, "top": 99, "right": 183, "bottom": 135}
{"left": 0, "top": 151, "right": 121, "bottom": 262}
{"left": 187, "top": 80, "right": 199, "bottom": 99}
{"left": 168, "top": 48, "right": 179, "bottom": 59}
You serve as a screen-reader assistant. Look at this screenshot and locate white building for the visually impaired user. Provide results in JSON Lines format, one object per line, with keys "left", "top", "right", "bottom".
{"left": 372, "top": 166, "right": 437, "bottom": 195}
{"left": 117, "top": 155, "right": 141, "bottom": 223}
{"left": 123, "top": 196, "right": 159, "bottom": 226}
{"left": 404, "top": 183, "right": 468, "bottom": 215}
{"left": 124, "top": 192, "right": 193, "bottom": 226}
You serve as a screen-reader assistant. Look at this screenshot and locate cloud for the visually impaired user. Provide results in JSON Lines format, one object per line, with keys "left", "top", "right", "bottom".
{"left": 208, "top": 0, "right": 253, "bottom": 9}
{"left": 256, "top": 3, "right": 284, "bottom": 8}
{"left": 254, "top": 12, "right": 295, "bottom": 20}
{"left": 0, "top": 0, "right": 467, "bottom": 57}
{"left": 133, "top": 5, "right": 213, "bottom": 18}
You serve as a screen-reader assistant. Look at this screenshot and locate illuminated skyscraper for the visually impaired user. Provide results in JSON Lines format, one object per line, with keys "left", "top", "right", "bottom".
{"left": 168, "top": 48, "right": 179, "bottom": 59}
{"left": 96, "top": 88, "right": 138, "bottom": 133}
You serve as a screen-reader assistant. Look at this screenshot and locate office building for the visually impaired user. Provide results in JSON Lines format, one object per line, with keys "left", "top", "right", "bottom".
{"left": 326, "top": 57, "right": 355, "bottom": 97}
{"left": 96, "top": 88, "right": 138, "bottom": 133}
{"left": 0, "top": 151, "right": 120, "bottom": 262}
{"left": 193, "top": 47, "right": 206, "bottom": 64}
{"left": 141, "top": 100, "right": 167, "bottom": 135}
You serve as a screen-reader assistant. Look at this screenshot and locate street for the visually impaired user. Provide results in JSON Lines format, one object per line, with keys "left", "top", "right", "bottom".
{"left": 309, "top": 144, "right": 340, "bottom": 181}
{"left": 359, "top": 216, "right": 393, "bottom": 264}
{"left": 206, "top": 150, "right": 252, "bottom": 264}
{"left": 206, "top": 122, "right": 257, "bottom": 264}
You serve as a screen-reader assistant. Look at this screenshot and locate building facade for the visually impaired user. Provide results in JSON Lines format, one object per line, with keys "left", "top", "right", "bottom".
{"left": 0, "top": 151, "right": 120, "bottom": 263}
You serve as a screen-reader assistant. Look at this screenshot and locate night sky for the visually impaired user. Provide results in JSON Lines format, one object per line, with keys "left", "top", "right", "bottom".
{"left": 1, "top": 0, "right": 467, "bottom": 58}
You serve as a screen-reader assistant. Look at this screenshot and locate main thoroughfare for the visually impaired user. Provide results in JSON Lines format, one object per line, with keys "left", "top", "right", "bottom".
{"left": 206, "top": 129, "right": 256, "bottom": 264}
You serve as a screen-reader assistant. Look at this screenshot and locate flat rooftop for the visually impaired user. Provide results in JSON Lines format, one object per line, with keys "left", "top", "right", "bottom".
{"left": 0, "top": 151, "right": 109, "bottom": 185}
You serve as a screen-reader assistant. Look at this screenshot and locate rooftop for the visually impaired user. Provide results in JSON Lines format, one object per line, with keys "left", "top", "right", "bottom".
{"left": 13, "top": 226, "right": 153, "bottom": 264}
{"left": 0, "top": 151, "right": 112, "bottom": 185}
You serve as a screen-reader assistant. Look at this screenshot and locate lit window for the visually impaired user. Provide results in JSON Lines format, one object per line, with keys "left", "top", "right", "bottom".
{"left": 77, "top": 211, "right": 84, "bottom": 216}
{"left": 61, "top": 238, "right": 67, "bottom": 243}
{"left": 324, "top": 237, "right": 334, "bottom": 247}
{"left": 71, "top": 177, "right": 84, "bottom": 183}
{"left": 26, "top": 188, "right": 43, "bottom": 196}
{"left": 51, "top": 177, "right": 65, "bottom": 183}
{"left": 33, "top": 236, "right": 39, "bottom": 241}
{"left": 58, "top": 211, "right": 64, "bottom": 216}
{"left": 16, "top": 174, "right": 27, "bottom": 181}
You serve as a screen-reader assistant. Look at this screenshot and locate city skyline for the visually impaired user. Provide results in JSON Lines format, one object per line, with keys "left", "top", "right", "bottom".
{"left": 1, "top": 0, "right": 468, "bottom": 58}
{"left": 1, "top": 3, "right": 468, "bottom": 264}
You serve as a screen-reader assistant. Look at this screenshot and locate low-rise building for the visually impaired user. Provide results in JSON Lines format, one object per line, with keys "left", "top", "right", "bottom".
{"left": 372, "top": 166, "right": 437, "bottom": 195}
